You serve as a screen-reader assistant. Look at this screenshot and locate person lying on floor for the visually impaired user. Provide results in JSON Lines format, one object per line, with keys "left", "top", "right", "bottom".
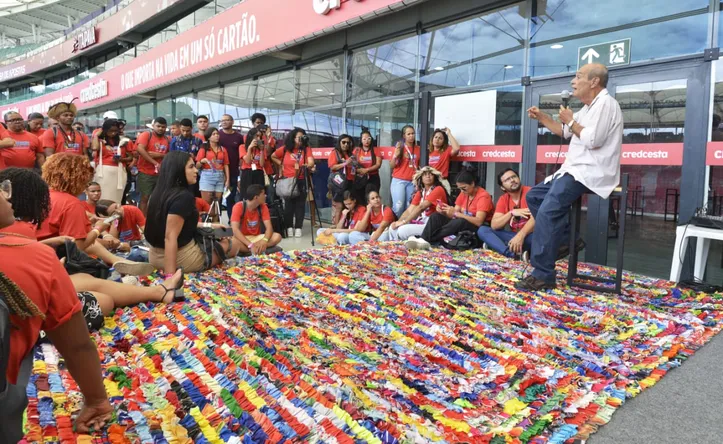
{"left": 381, "top": 166, "right": 448, "bottom": 242}
{"left": 348, "top": 186, "right": 396, "bottom": 245}
{"left": 0, "top": 168, "right": 186, "bottom": 328}
{"left": 316, "top": 190, "right": 367, "bottom": 245}
{"left": 477, "top": 168, "right": 535, "bottom": 262}
{"left": 37, "top": 154, "right": 153, "bottom": 276}
{"left": 95, "top": 199, "right": 146, "bottom": 245}
{"left": 0, "top": 178, "right": 112, "bottom": 442}
{"left": 406, "top": 169, "right": 494, "bottom": 250}
{"left": 145, "top": 151, "right": 241, "bottom": 274}
{"left": 230, "top": 184, "right": 282, "bottom": 255}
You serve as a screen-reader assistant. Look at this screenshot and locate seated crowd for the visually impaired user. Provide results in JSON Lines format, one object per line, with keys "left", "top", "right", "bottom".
{"left": 0, "top": 104, "right": 543, "bottom": 440}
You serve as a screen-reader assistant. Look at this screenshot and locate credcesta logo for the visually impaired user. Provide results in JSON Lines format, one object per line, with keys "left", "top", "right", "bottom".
{"left": 313, "top": 0, "right": 364, "bottom": 15}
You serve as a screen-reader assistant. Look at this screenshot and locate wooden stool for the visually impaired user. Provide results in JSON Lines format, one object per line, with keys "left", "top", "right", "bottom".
{"left": 567, "top": 173, "right": 629, "bottom": 294}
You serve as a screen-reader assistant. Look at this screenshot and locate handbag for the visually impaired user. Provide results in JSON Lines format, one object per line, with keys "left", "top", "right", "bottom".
{"left": 275, "top": 150, "right": 302, "bottom": 198}
{"left": 327, "top": 150, "right": 348, "bottom": 195}
{"left": 442, "top": 230, "right": 481, "bottom": 251}
{"left": 57, "top": 239, "right": 110, "bottom": 279}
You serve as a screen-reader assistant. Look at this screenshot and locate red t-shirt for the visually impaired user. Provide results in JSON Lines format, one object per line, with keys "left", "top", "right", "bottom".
{"left": 328, "top": 150, "right": 355, "bottom": 180}
{"left": 36, "top": 190, "right": 92, "bottom": 241}
{"left": 231, "top": 202, "right": 270, "bottom": 236}
{"left": 114, "top": 205, "right": 146, "bottom": 242}
{"left": 195, "top": 197, "right": 210, "bottom": 215}
{"left": 29, "top": 128, "right": 45, "bottom": 139}
{"left": 196, "top": 145, "right": 230, "bottom": 171}
{"left": 343, "top": 205, "right": 368, "bottom": 230}
{"left": 39, "top": 127, "right": 89, "bottom": 156}
{"left": 194, "top": 132, "right": 206, "bottom": 142}
{"left": 354, "top": 147, "right": 380, "bottom": 176}
{"left": 83, "top": 201, "right": 96, "bottom": 215}
{"left": 1, "top": 130, "right": 43, "bottom": 168}
{"left": 392, "top": 145, "right": 421, "bottom": 181}
{"left": 428, "top": 147, "right": 452, "bottom": 179}
{"left": 369, "top": 205, "right": 395, "bottom": 230}
{"left": 0, "top": 220, "right": 37, "bottom": 238}
{"left": 495, "top": 186, "right": 531, "bottom": 232}
{"left": 410, "top": 186, "right": 448, "bottom": 218}
{"left": 136, "top": 131, "right": 170, "bottom": 176}
{"left": 94, "top": 139, "right": 127, "bottom": 167}
{"left": 274, "top": 147, "right": 311, "bottom": 179}
{"left": 455, "top": 187, "right": 494, "bottom": 222}
{"left": 262, "top": 135, "right": 277, "bottom": 175}
{"left": 0, "top": 234, "right": 81, "bottom": 384}
{"left": 239, "top": 144, "right": 264, "bottom": 170}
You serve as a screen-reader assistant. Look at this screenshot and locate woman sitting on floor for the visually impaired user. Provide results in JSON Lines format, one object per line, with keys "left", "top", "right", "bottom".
{"left": 0, "top": 184, "right": 112, "bottom": 441}
{"left": 38, "top": 153, "right": 153, "bottom": 276}
{"left": 349, "top": 186, "right": 396, "bottom": 245}
{"left": 230, "top": 184, "right": 282, "bottom": 255}
{"left": 145, "top": 151, "right": 240, "bottom": 273}
{"left": 0, "top": 168, "right": 185, "bottom": 329}
{"left": 316, "top": 190, "right": 367, "bottom": 245}
{"left": 381, "top": 166, "right": 448, "bottom": 242}
{"left": 406, "top": 170, "right": 494, "bottom": 250}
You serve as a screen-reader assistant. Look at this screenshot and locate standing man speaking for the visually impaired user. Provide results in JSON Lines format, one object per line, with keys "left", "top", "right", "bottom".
{"left": 517, "top": 63, "right": 623, "bottom": 291}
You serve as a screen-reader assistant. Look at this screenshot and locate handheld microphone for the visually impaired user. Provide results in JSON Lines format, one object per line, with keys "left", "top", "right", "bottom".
{"left": 561, "top": 90, "right": 571, "bottom": 109}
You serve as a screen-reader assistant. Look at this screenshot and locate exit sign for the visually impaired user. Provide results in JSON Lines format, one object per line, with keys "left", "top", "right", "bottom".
{"left": 577, "top": 38, "right": 632, "bottom": 70}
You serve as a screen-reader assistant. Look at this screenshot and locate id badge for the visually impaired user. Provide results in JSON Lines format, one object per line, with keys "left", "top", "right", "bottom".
{"left": 251, "top": 163, "right": 257, "bottom": 171}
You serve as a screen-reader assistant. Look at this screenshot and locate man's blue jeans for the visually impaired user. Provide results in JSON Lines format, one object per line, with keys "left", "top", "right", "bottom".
{"left": 526, "top": 173, "right": 589, "bottom": 282}
{"left": 477, "top": 226, "right": 533, "bottom": 258}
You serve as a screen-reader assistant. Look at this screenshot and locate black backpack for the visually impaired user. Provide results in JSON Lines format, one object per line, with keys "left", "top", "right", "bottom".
{"left": 56, "top": 240, "right": 110, "bottom": 279}
{"left": 327, "top": 150, "right": 348, "bottom": 195}
{"left": 442, "top": 230, "right": 481, "bottom": 251}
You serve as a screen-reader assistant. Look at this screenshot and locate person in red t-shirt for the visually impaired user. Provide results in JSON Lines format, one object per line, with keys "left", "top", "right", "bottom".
{"left": 271, "top": 128, "right": 315, "bottom": 238}
{"left": 0, "top": 181, "right": 112, "bottom": 440}
{"left": 427, "top": 127, "right": 460, "bottom": 191}
{"left": 316, "top": 190, "right": 367, "bottom": 245}
{"left": 195, "top": 196, "right": 211, "bottom": 221}
{"left": 382, "top": 166, "right": 447, "bottom": 242}
{"left": 38, "top": 153, "right": 154, "bottom": 276}
{"left": 408, "top": 170, "right": 494, "bottom": 250}
{"left": 478, "top": 168, "right": 535, "bottom": 261}
{"left": 238, "top": 127, "right": 265, "bottom": 201}
{"left": 83, "top": 181, "right": 102, "bottom": 218}
{"left": 327, "top": 134, "right": 356, "bottom": 225}
{"left": 230, "top": 184, "right": 282, "bottom": 255}
{"left": 91, "top": 119, "right": 133, "bottom": 204}
{"left": 195, "top": 115, "right": 209, "bottom": 141}
{"left": 99, "top": 201, "right": 146, "bottom": 243}
{"left": 350, "top": 187, "right": 396, "bottom": 244}
{"left": 390, "top": 125, "right": 421, "bottom": 217}
{"left": 40, "top": 101, "right": 90, "bottom": 158}
{"left": 250, "top": 113, "right": 277, "bottom": 178}
{"left": 2, "top": 111, "right": 45, "bottom": 169}
{"left": 26, "top": 112, "right": 46, "bottom": 139}
{"left": 195, "top": 127, "right": 230, "bottom": 222}
{"left": 352, "top": 129, "right": 382, "bottom": 202}
{"left": 135, "top": 118, "right": 170, "bottom": 214}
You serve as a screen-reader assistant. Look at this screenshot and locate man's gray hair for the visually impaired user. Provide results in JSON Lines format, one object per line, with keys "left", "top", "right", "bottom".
{"left": 588, "top": 64, "right": 609, "bottom": 88}
{"left": 3, "top": 111, "right": 21, "bottom": 122}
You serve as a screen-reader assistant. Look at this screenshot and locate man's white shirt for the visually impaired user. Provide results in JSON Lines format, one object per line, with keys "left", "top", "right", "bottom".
{"left": 546, "top": 88, "right": 624, "bottom": 198}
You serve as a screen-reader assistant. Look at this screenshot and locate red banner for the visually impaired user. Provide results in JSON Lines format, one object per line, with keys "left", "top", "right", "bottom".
{"left": 536, "top": 143, "right": 684, "bottom": 166}
{"left": 0, "top": 0, "right": 182, "bottom": 83}
{"left": 311, "top": 145, "right": 522, "bottom": 162}
{"left": 706, "top": 142, "right": 723, "bottom": 166}
{"left": 1, "top": 0, "right": 410, "bottom": 117}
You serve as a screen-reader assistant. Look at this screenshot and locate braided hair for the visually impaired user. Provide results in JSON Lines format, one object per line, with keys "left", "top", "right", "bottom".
{"left": 0, "top": 168, "right": 49, "bottom": 227}
{"left": 0, "top": 271, "right": 45, "bottom": 320}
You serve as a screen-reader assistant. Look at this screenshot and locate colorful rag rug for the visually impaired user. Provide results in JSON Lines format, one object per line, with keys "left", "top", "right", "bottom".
{"left": 22, "top": 244, "right": 723, "bottom": 443}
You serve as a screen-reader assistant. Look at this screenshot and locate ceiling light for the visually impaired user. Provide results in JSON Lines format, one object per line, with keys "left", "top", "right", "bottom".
{"left": 433, "top": 66, "right": 444, "bottom": 71}
{"left": 329, "top": 93, "right": 335, "bottom": 96}
{"left": 315, "top": 89, "right": 324, "bottom": 92}
{"left": 269, "top": 97, "right": 276, "bottom": 101}
{"left": 504, "top": 65, "right": 513, "bottom": 69}
{"left": 551, "top": 44, "right": 564, "bottom": 49}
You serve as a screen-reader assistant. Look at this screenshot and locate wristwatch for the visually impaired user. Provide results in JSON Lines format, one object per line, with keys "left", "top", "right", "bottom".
{"left": 568, "top": 119, "right": 577, "bottom": 129}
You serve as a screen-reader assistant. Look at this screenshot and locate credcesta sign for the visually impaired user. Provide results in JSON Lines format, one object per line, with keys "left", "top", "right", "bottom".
{"left": 537, "top": 143, "right": 684, "bottom": 166}
{"left": 313, "top": 0, "right": 364, "bottom": 15}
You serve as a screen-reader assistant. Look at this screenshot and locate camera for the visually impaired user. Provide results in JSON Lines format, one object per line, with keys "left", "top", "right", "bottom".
{"left": 258, "top": 124, "right": 268, "bottom": 131}
{"left": 299, "top": 134, "right": 310, "bottom": 147}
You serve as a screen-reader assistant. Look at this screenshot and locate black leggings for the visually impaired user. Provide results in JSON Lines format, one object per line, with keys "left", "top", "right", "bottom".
{"left": 421, "top": 212, "right": 479, "bottom": 243}
{"left": 284, "top": 195, "right": 306, "bottom": 229}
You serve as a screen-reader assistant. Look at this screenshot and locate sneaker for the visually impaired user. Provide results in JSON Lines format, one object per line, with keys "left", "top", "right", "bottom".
{"left": 114, "top": 260, "right": 155, "bottom": 277}
{"left": 287, "top": 227, "right": 294, "bottom": 238}
{"left": 121, "top": 275, "right": 140, "bottom": 286}
{"left": 405, "top": 236, "right": 431, "bottom": 251}
{"left": 521, "top": 250, "right": 530, "bottom": 264}
{"left": 515, "top": 275, "right": 556, "bottom": 291}
{"left": 482, "top": 242, "right": 488, "bottom": 250}
{"left": 556, "top": 238, "right": 586, "bottom": 261}
{"left": 295, "top": 228, "right": 303, "bottom": 238}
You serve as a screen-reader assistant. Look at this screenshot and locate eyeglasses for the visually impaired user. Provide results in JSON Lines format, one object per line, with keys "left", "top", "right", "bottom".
{"left": 6, "top": 118, "right": 23, "bottom": 123}
{"left": 0, "top": 180, "right": 11, "bottom": 200}
{"left": 340, "top": 141, "right": 350, "bottom": 145}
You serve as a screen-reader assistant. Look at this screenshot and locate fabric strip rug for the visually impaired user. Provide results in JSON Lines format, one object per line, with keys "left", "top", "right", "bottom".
{"left": 22, "top": 244, "right": 723, "bottom": 443}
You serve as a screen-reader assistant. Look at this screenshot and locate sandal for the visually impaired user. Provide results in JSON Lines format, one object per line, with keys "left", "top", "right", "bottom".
{"left": 160, "top": 268, "right": 185, "bottom": 303}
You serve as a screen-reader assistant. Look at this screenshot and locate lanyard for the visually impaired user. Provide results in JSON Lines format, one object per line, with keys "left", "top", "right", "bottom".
{"left": 57, "top": 126, "right": 78, "bottom": 150}
{"left": 404, "top": 145, "right": 417, "bottom": 170}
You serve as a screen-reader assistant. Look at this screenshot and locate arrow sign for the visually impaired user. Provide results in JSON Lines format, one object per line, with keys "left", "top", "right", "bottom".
{"left": 581, "top": 48, "right": 599, "bottom": 65}
{"left": 577, "top": 38, "right": 631, "bottom": 70}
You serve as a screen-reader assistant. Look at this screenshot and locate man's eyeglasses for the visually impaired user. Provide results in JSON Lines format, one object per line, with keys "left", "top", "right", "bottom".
{"left": 5, "top": 118, "right": 23, "bottom": 123}
{"left": 340, "top": 140, "right": 350, "bottom": 145}
{"left": 0, "top": 180, "right": 11, "bottom": 200}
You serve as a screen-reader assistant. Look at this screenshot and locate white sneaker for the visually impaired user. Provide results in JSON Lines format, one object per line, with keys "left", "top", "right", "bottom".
{"left": 522, "top": 250, "right": 530, "bottom": 264}
{"left": 295, "top": 228, "right": 303, "bottom": 238}
{"left": 405, "top": 236, "right": 430, "bottom": 251}
{"left": 482, "top": 242, "right": 488, "bottom": 250}
{"left": 121, "top": 275, "right": 140, "bottom": 286}
{"left": 287, "top": 227, "right": 294, "bottom": 238}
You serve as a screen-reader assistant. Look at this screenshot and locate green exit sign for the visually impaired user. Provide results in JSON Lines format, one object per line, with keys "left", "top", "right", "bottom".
{"left": 577, "top": 38, "right": 632, "bottom": 70}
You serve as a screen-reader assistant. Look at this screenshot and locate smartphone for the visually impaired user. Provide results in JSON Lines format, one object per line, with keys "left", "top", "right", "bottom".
{"left": 223, "top": 188, "right": 232, "bottom": 199}
{"left": 436, "top": 199, "right": 442, "bottom": 207}
{"left": 103, "top": 214, "right": 120, "bottom": 225}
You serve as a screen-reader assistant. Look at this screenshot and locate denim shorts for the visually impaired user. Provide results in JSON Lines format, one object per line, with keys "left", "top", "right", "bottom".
{"left": 199, "top": 169, "right": 225, "bottom": 193}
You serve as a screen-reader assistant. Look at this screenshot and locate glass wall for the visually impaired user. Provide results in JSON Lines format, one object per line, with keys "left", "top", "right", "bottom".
{"left": 296, "top": 57, "right": 344, "bottom": 109}
{"left": 174, "top": 95, "right": 197, "bottom": 121}
{"left": 348, "top": 35, "right": 419, "bottom": 101}
{"left": 197, "top": 87, "right": 224, "bottom": 125}
{"left": 138, "top": 103, "right": 155, "bottom": 132}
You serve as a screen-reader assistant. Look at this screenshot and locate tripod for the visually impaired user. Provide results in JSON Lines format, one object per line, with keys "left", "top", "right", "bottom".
{"left": 291, "top": 162, "right": 323, "bottom": 246}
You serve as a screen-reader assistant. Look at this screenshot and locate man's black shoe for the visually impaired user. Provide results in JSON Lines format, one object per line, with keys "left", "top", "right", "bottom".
{"left": 515, "top": 275, "right": 557, "bottom": 291}
{"left": 556, "top": 238, "right": 586, "bottom": 261}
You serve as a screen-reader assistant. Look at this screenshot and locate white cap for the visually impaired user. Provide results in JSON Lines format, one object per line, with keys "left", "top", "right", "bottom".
{"left": 103, "top": 111, "right": 119, "bottom": 120}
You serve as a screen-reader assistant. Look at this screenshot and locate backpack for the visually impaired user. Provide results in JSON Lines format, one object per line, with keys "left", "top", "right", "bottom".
{"left": 239, "top": 201, "right": 266, "bottom": 235}
{"left": 56, "top": 239, "right": 110, "bottom": 279}
{"left": 353, "top": 147, "right": 375, "bottom": 191}
{"left": 327, "top": 150, "right": 348, "bottom": 195}
{"left": 442, "top": 230, "right": 481, "bottom": 251}
{"left": 0, "top": 290, "right": 10, "bottom": 393}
